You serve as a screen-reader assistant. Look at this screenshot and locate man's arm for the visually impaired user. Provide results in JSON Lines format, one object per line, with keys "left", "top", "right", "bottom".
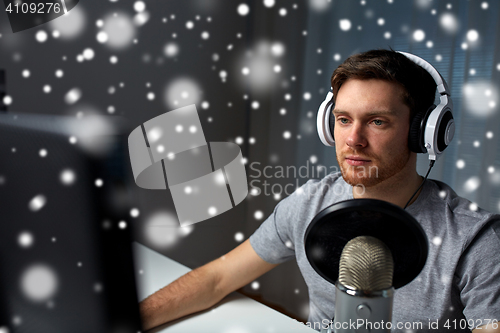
{"left": 473, "top": 323, "right": 500, "bottom": 333}
{"left": 139, "top": 239, "right": 278, "bottom": 331}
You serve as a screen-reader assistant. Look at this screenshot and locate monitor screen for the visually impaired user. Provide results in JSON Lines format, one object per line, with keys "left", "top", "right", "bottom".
{"left": 0, "top": 112, "right": 142, "bottom": 333}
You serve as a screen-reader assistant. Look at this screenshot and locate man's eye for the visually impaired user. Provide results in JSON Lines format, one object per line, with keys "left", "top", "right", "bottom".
{"left": 373, "top": 119, "right": 384, "bottom": 126}
{"left": 338, "top": 118, "right": 349, "bottom": 124}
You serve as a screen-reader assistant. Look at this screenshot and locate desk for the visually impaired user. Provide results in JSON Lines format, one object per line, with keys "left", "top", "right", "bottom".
{"left": 133, "top": 242, "right": 315, "bottom": 333}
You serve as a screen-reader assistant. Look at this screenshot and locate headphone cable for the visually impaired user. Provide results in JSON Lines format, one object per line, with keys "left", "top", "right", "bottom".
{"left": 404, "top": 160, "right": 435, "bottom": 209}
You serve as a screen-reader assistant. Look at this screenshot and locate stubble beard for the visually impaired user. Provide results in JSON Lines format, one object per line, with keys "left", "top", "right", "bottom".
{"left": 337, "top": 149, "right": 411, "bottom": 188}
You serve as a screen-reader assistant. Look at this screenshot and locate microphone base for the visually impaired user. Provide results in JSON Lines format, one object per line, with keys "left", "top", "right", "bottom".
{"left": 333, "top": 283, "right": 393, "bottom": 333}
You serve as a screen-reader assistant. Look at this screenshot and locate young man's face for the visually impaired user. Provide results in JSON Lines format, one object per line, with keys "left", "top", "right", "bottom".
{"left": 333, "top": 79, "right": 413, "bottom": 188}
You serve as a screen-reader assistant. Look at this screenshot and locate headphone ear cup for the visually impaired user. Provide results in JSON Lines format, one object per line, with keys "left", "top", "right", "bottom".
{"left": 408, "top": 105, "right": 435, "bottom": 153}
{"left": 328, "top": 101, "right": 336, "bottom": 143}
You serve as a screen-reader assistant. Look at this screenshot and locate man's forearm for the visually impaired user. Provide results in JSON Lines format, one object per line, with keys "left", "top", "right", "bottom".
{"left": 139, "top": 262, "right": 224, "bottom": 331}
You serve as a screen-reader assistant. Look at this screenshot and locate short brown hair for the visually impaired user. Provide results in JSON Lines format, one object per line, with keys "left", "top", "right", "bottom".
{"left": 331, "top": 49, "right": 437, "bottom": 119}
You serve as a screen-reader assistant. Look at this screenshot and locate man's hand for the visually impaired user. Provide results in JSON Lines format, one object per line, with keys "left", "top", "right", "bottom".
{"left": 473, "top": 323, "right": 500, "bottom": 333}
{"left": 139, "top": 239, "right": 278, "bottom": 331}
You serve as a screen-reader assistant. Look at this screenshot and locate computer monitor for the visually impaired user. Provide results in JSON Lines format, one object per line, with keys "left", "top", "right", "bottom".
{"left": 0, "top": 111, "right": 142, "bottom": 333}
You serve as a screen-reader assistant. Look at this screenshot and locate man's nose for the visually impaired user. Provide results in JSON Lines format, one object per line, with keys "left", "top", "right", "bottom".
{"left": 345, "top": 123, "right": 367, "bottom": 148}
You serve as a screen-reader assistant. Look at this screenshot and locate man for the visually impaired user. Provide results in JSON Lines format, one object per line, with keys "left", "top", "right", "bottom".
{"left": 139, "top": 50, "right": 500, "bottom": 332}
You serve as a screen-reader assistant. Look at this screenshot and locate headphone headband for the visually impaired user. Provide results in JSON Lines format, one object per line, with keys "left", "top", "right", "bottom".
{"left": 396, "top": 51, "right": 450, "bottom": 96}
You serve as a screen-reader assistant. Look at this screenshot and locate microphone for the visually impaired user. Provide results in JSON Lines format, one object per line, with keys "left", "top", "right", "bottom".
{"left": 304, "top": 199, "right": 428, "bottom": 333}
{"left": 333, "top": 236, "right": 394, "bottom": 332}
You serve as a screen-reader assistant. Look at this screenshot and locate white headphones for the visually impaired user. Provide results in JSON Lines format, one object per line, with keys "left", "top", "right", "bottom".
{"left": 316, "top": 51, "right": 455, "bottom": 161}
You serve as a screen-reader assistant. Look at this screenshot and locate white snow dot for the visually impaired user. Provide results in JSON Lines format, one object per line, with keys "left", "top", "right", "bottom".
{"left": 237, "top": 4, "right": 250, "bottom": 16}
{"left": 280, "top": 108, "right": 286, "bottom": 115}
{"left": 333, "top": 53, "right": 341, "bottom": 61}
{"left": 55, "top": 69, "right": 63, "bottom": 78}
{"left": 22, "top": 69, "right": 30, "bottom": 78}
{"left": 43, "top": 85, "right": 52, "bottom": 93}
{"left": 284, "top": 93, "right": 291, "bottom": 100}
{"left": 413, "top": 29, "right": 425, "bottom": 42}
{"left": 254, "top": 210, "right": 264, "bottom": 220}
{"left": 118, "top": 221, "right": 127, "bottom": 229}
{"left": 456, "top": 159, "right": 465, "bottom": 169}
{"left": 249, "top": 137, "right": 255, "bottom": 144}
{"left": 184, "top": 186, "right": 193, "bottom": 194}
{"left": 60, "top": 169, "right": 76, "bottom": 185}
{"left": 234, "top": 232, "right": 244, "bottom": 242}
{"left": 208, "top": 206, "right": 217, "bottom": 216}
{"left": 384, "top": 32, "right": 391, "bottom": 39}
{"left": 432, "top": 236, "right": 442, "bottom": 246}
{"left": 29, "top": 195, "right": 47, "bottom": 212}
{"left": 310, "top": 155, "right": 318, "bottom": 164}
{"left": 186, "top": 21, "right": 194, "bottom": 29}
{"left": 201, "top": 101, "right": 209, "bottom": 109}
{"left": 64, "top": 88, "right": 82, "bottom": 105}
{"left": 156, "top": 145, "right": 165, "bottom": 153}
{"left": 3, "top": 95, "right": 12, "bottom": 105}
{"left": 426, "top": 41, "right": 434, "bottom": 48}
{"left": 439, "top": 190, "right": 447, "bottom": 199}
{"left": 464, "top": 176, "right": 480, "bottom": 193}
{"left": 21, "top": 264, "right": 58, "bottom": 302}
{"left": 250, "top": 187, "right": 261, "bottom": 196}
{"left": 134, "top": 1, "right": 146, "bottom": 12}
{"left": 435, "top": 54, "right": 443, "bottom": 62}
{"left": 486, "top": 131, "right": 494, "bottom": 139}
{"left": 481, "top": 2, "right": 489, "bottom": 9}
{"left": 263, "top": 0, "right": 275, "bottom": 7}
{"left": 469, "top": 202, "right": 478, "bottom": 211}
{"left": 251, "top": 281, "right": 260, "bottom": 290}
{"left": 201, "top": 31, "right": 209, "bottom": 39}
{"left": 303, "top": 92, "right": 311, "bottom": 100}
{"left": 235, "top": 137, "right": 244, "bottom": 145}
{"left": 377, "top": 18, "right": 385, "bottom": 26}
{"left": 241, "top": 67, "right": 250, "bottom": 75}
{"left": 473, "top": 140, "right": 480, "bottom": 147}
{"left": 271, "top": 42, "right": 285, "bottom": 57}
{"left": 96, "top": 31, "right": 108, "bottom": 43}
{"left": 39, "top": 149, "right": 48, "bottom": 157}
{"left": 69, "top": 136, "right": 77, "bottom": 144}
{"left": 175, "top": 125, "right": 183, "bottom": 132}
{"left": 279, "top": 8, "right": 287, "bottom": 16}
{"left": 35, "top": 30, "right": 48, "bottom": 43}
{"left": 189, "top": 125, "right": 197, "bottom": 133}
{"left": 339, "top": 19, "right": 352, "bottom": 31}
{"left": 251, "top": 101, "right": 260, "bottom": 109}
{"left": 283, "top": 131, "right": 291, "bottom": 139}
{"left": 273, "top": 65, "right": 281, "bottom": 73}
{"left": 18, "top": 232, "right": 34, "bottom": 248}
{"left": 95, "top": 179, "right": 103, "bottom": 187}
{"left": 130, "top": 208, "right": 140, "bottom": 218}
{"left": 147, "top": 92, "right": 155, "bottom": 100}
{"left": 83, "top": 48, "right": 95, "bottom": 60}
{"left": 488, "top": 166, "right": 495, "bottom": 174}
{"left": 467, "top": 30, "right": 479, "bottom": 42}
{"left": 94, "top": 282, "right": 103, "bottom": 293}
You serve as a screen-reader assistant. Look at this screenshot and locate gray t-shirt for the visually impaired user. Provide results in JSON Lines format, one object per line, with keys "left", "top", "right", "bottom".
{"left": 249, "top": 172, "right": 500, "bottom": 332}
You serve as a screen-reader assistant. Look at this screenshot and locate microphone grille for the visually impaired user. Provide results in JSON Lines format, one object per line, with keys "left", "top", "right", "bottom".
{"left": 338, "top": 236, "right": 394, "bottom": 291}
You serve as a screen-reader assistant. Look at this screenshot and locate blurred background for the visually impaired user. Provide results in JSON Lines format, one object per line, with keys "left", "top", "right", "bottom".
{"left": 1, "top": 0, "right": 500, "bottom": 323}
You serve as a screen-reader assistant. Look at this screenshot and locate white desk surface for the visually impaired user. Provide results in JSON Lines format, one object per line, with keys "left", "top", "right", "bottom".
{"left": 133, "top": 242, "right": 315, "bottom": 333}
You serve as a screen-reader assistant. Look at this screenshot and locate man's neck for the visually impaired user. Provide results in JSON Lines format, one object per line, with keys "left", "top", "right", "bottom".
{"left": 352, "top": 170, "right": 424, "bottom": 209}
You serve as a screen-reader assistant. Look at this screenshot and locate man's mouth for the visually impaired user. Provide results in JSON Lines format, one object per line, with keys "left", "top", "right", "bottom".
{"left": 345, "top": 155, "right": 371, "bottom": 166}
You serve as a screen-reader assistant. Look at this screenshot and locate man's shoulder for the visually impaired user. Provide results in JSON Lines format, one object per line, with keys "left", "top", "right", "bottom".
{"left": 422, "top": 179, "right": 499, "bottom": 242}
{"left": 428, "top": 179, "right": 496, "bottom": 219}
